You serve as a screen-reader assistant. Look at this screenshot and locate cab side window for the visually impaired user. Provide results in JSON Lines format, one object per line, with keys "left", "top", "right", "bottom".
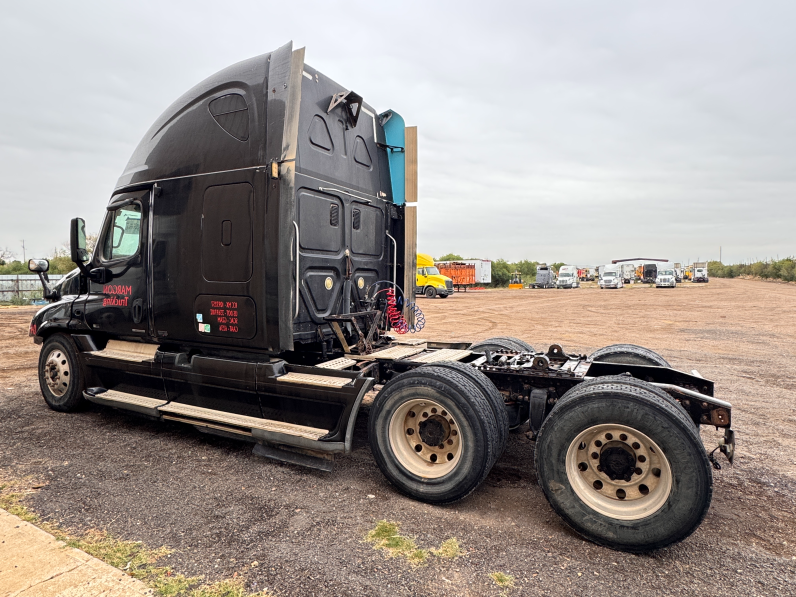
{"left": 102, "top": 204, "right": 142, "bottom": 261}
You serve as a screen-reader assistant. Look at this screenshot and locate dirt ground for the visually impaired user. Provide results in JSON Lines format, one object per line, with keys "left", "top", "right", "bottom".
{"left": 1, "top": 278, "right": 795, "bottom": 596}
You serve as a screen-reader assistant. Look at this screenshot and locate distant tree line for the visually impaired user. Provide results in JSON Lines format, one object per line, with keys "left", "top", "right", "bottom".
{"left": 435, "top": 254, "right": 565, "bottom": 287}
{"left": 0, "top": 236, "right": 97, "bottom": 276}
{"left": 708, "top": 258, "right": 796, "bottom": 282}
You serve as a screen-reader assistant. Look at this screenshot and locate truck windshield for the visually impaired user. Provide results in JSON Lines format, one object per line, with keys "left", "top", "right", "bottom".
{"left": 426, "top": 267, "right": 440, "bottom": 276}
{"left": 660, "top": 270, "right": 673, "bottom": 276}
{"left": 604, "top": 272, "right": 616, "bottom": 277}
{"left": 559, "top": 272, "right": 572, "bottom": 277}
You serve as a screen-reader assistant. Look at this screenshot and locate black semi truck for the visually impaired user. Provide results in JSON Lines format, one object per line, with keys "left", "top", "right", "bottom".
{"left": 27, "top": 42, "right": 734, "bottom": 553}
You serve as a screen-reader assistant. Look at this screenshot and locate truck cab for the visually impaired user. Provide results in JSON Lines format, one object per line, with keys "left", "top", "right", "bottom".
{"left": 415, "top": 253, "right": 453, "bottom": 298}
{"left": 532, "top": 264, "right": 555, "bottom": 288}
{"left": 23, "top": 43, "right": 736, "bottom": 554}
{"left": 556, "top": 265, "right": 580, "bottom": 288}
{"left": 656, "top": 268, "right": 677, "bottom": 288}
{"left": 599, "top": 266, "right": 624, "bottom": 289}
{"left": 693, "top": 265, "right": 709, "bottom": 283}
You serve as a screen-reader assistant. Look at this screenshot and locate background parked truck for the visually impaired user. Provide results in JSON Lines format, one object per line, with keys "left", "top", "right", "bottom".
{"left": 416, "top": 253, "right": 454, "bottom": 298}
{"left": 693, "top": 262, "right": 709, "bottom": 283}
{"left": 621, "top": 263, "right": 635, "bottom": 283}
{"left": 532, "top": 264, "right": 556, "bottom": 288}
{"left": 642, "top": 263, "right": 658, "bottom": 283}
{"left": 556, "top": 265, "right": 580, "bottom": 288}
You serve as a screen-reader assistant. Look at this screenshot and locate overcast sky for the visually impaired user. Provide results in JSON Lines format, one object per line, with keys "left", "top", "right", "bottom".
{"left": 1, "top": 1, "right": 794, "bottom": 266}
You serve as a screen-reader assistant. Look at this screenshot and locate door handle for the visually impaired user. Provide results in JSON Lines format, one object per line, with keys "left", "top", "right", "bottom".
{"left": 132, "top": 299, "right": 144, "bottom": 324}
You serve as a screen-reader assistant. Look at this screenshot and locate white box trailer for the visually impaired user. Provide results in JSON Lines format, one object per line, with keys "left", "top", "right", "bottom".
{"left": 466, "top": 259, "right": 491, "bottom": 284}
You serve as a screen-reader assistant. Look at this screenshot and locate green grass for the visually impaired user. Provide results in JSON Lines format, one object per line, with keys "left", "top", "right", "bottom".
{"left": 366, "top": 520, "right": 464, "bottom": 566}
{"left": 0, "top": 478, "right": 270, "bottom": 596}
{"left": 490, "top": 571, "right": 515, "bottom": 594}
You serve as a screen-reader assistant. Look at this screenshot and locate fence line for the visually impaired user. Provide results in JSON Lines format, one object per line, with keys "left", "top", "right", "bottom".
{"left": 0, "top": 275, "right": 64, "bottom": 302}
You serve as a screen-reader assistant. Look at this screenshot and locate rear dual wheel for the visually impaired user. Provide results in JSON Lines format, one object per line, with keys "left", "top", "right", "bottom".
{"left": 368, "top": 366, "right": 503, "bottom": 504}
{"left": 469, "top": 336, "right": 534, "bottom": 354}
{"left": 535, "top": 378, "right": 711, "bottom": 551}
{"left": 589, "top": 343, "right": 670, "bottom": 367}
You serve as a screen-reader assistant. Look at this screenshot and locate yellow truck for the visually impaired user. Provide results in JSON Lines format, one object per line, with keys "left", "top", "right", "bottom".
{"left": 416, "top": 253, "right": 454, "bottom": 298}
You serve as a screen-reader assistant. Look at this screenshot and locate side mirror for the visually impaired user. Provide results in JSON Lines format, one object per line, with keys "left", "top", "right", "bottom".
{"left": 28, "top": 259, "right": 49, "bottom": 273}
{"left": 70, "top": 218, "right": 89, "bottom": 264}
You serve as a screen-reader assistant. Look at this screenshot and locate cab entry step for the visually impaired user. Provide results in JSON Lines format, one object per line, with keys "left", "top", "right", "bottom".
{"left": 157, "top": 402, "right": 329, "bottom": 440}
{"left": 83, "top": 389, "right": 167, "bottom": 417}
{"left": 88, "top": 340, "right": 158, "bottom": 362}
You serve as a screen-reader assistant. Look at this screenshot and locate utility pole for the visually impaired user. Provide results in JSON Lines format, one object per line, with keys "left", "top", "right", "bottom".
{"left": 21, "top": 239, "right": 25, "bottom": 263}
{"left": 720, "top": 246, "right": 722, "bottom": 263}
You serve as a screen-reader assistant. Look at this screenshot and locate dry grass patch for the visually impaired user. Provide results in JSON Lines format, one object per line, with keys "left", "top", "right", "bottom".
{"left": 366, "top": 520, "right": 464, "bottom": 566}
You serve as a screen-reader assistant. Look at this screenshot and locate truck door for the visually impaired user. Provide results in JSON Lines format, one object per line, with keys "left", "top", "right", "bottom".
{"left": 82, "top": 190, "right": 151, "bottom": 338}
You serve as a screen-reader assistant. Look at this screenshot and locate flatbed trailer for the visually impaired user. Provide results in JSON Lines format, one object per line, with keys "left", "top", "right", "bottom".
{"left": 26, "top": 43, "right": 734, "bottom": 554}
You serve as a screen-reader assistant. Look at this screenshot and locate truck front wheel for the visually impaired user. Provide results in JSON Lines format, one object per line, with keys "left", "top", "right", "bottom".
{"left": 368, "top": 367, "right": 499, "bottom": 504}
{"left": 38, "top": 334, "right": 86, "bottom": 412}
{"left": 535, "top": 379, "right": 712, "bottom": 551}
{"left": 424, "top": 286, "right": 437, "bottom": 298}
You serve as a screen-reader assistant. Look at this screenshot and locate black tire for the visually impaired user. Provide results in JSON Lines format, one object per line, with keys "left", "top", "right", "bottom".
{"left": 38, "top": 334, "right": 86, "bottom": 412}
{"left": 368, "top": 366, "right": 499, "bottom": 504}
{"left": 419, "top": 361, "right": 508, "bottom": 459}
{"left": 439, "top": 293, "right": 449, "bottom": 299}
{"left": 589, "top": 343, "right": 670, "bottom": 367}
{"left": 535, "top": 378, "right": 712, "bottom": 552}
{"left": 469, "top": 336, "right": 535, "bottom": 353}
{"left": 424, "top": 286, "right": 437, "bottom": 298}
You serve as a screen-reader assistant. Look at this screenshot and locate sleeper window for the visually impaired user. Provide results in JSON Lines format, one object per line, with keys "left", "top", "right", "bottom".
{"left": 102, "top": 204, "right": 142, "bottom": 261}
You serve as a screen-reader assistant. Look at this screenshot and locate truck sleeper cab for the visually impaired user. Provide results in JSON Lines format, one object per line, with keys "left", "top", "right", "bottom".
{"left": 28, "top": 43, "right": 735, "bottom": 554}
{"left": 599, "top": 268, "right": 624, "bottom": 289}
{"left": 532, "top": 264, "right": 555, "bottom": 288}
{"left": 656, "top": 269, "right": 677, "bottom": 288}
{"left": 556, "top": 265, "right": 580, "bottom": 288}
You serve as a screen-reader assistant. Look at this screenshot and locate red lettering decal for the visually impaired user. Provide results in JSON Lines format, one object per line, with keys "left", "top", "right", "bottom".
{"left": 211, "top": 301, "right": 224, "bottom": 308}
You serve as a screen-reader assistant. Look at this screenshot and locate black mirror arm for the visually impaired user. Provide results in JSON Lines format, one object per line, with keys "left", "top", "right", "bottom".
{"left": 36, "top": 272, "right": 60, "bottom": 301}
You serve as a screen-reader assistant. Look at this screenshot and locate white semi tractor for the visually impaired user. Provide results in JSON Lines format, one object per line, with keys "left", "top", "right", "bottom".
{"left": 556, "top": 265, "right": 580, "bottom": 288}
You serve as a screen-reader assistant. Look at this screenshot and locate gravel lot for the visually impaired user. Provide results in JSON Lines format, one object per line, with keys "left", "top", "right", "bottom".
{"left": 1, "top": 278, "right": 795, "bottom": 596}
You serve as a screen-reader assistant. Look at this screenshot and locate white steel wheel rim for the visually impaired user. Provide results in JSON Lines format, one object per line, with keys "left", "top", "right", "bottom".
{"left": 565, "top": 423, "right": 673, "bottom": 521}
{"left": 388, "top": 398, "right": 463, "bottom": 479}
{"left": 44, "top": 348, "right": 71, "bottom": 397}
